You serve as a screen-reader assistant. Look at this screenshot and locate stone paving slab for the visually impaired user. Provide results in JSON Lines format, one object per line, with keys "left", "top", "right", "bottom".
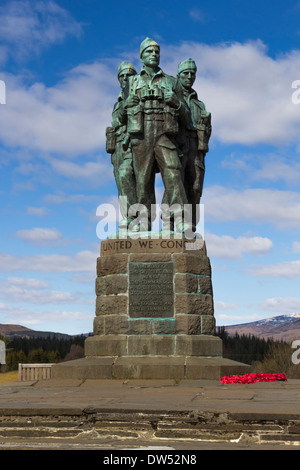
{"left": 0, "top": 378, "right": 300, "bottom": 449}
{"left": 0, "top": 378, "right": 299, "bottom": 416}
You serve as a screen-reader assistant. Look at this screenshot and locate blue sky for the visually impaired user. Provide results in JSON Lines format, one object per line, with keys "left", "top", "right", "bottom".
{"left": 0, "top": 0, "right": 300, "bottom": 334}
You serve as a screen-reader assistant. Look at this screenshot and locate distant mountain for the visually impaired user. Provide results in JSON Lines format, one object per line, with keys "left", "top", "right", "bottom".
{"left": 222, "top": 313, "right": 300, "bottom": 342}
{"left": 3, "top": 314, "right": 300, "bottom": 343}
{"left": 0, "top": 324, "right": 74, "bottom": 340}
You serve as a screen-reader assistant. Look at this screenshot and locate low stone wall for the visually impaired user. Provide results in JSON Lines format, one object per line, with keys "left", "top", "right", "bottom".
{"left": 0, "top": 408, "right": 299, "bottom": 448}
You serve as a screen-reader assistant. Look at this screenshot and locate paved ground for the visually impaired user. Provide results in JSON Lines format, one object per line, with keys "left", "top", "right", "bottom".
{"left": 0, "top": 378, "right": 300, "bottom": 450}
{"left": 0, "top": 377, "right": 299, "bottom": 415}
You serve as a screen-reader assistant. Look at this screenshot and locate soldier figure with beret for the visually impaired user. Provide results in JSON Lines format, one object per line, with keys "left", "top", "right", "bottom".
{"left": 177, "top": 58, "right": 212, "bottom": 229}
{"left": 106, "top": 61, "right": 138, "bottom": 229}
{"left": 124, "top": 38, "right": 193, "bottom": 234}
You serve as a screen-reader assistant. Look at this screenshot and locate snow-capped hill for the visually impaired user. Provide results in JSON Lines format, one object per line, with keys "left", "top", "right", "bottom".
{"left": 256, "top": 313, "right": 300, "bottom": 325}
{"left": 222, "top": 313, "right": 300, "bottom": 341}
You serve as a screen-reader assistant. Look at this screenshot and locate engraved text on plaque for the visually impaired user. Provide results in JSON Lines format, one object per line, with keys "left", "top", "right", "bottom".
{"left": 129, "top": 262, "right": 174, "bottom": 318}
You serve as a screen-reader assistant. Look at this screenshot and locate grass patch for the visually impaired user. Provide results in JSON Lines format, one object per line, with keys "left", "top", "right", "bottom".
{"left": 0, "top": 371, "right": 18, "bottom": 383}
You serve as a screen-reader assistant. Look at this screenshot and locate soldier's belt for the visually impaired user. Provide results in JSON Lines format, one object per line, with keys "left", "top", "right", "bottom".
{"left": 144, "top": 108, "right": 164, "bottom": 114}
{"left": 144, "top": 115, "right": 164, "bottom": 122}
{"left": 144, "top": 109, "right": 164, "bottom": 116}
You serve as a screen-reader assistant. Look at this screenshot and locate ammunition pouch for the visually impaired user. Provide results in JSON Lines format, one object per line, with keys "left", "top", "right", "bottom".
{"left": 106, "top": 127, "right": 116, "bottom": 154}
{"left": 197, "top": 124, "right": 209, "bottom": 152}
{"left": 127, "top": 105, "right": 144, "bottom": 135}
{"left": 164, "top": 106, "right": 179, "bottom": 136}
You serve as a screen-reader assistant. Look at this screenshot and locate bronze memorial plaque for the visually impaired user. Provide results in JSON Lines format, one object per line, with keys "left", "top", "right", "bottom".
{"left": 129, "top": 261, "right": 174, "bottom": 318}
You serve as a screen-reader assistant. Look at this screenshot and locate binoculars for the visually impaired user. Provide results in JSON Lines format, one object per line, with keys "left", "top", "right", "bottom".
{"left": 140, "top": 85, "right": 163, "bottom": 101}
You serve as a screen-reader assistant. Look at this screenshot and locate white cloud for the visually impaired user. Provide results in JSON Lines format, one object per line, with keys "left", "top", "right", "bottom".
{"left": 1, "top": 40, "right": 300, "bottom": 158}
{"left": 0, "top": 0, "right": 82, "bottom": 61}
{"left": 26, "top": 206, "right": 48, "bottom": 217}
{"left": 222, "top": 154, "right": 300, "bottom": 186}
{"left": 0, "top": 62, "right": 118, "bottom": 156}
{"left": 0, "top": 302, "right": 91, "bottom": 330}
{"left": 0, "top": 275, "right": 93, "bottom": 330}
{"left": 260, "top": 297, "right": 300, "bottom": 314}
{"left": 249, "top": 260, "right": 300, "bottom": 279}
{"left": 203, "top": 185, "right": 300, "bottom": 229}
{"left": 6, "top": 277, "right": 49, "bottom": 289}
{"left": 0, "top": 250, "right": 96, "bottom": 273}
{"left": 162, "top": 40, "right": 300, "bottom": 146}
{"left": 252, "top": 157, "right": 300, "bottom": 185}
{"left": 205, "top": 232, "right": 273, "bottom": 260}
{"left": 49, "top": 156, "right": 113, "bottom": 183}
{"left": 293, "top": 241, "right": 300, "bottom": 253}
{"left": 0, "top": 283, "right": 79, "bottom": 305}
{"left": 15, "top": 227, "right": 63, "bottom": 244}
{"left": 214, "top": 301, "right": 239, "bottom": 310}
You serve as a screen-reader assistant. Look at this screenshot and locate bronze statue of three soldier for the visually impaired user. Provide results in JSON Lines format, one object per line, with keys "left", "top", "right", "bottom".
{"left": 106, "top": 37, "right": 211, "bottom": 237}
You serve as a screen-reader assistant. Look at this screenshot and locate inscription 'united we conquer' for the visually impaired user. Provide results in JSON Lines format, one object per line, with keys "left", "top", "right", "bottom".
{"left": 129, "top": 261, "right": 174, "bottom": 318}
{"left": 100, "top": 238, "right": 205, "bottom": 255}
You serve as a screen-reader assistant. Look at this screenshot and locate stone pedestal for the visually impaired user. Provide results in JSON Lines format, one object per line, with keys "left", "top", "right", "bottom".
{"left": 52, "top": 237, "right": 250, "bottom": 380}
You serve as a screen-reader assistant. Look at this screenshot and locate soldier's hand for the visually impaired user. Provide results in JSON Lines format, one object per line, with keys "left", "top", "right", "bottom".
{"left": 165, "top": 90, "right": 180, "bottom": 108}
{"left": 125, "top": 95, "right": 139, "bottom": 108}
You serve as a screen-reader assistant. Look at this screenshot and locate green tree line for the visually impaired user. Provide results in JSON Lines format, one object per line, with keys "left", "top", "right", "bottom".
{"left": 1, "top": 334, "right": 86, "bottom": 371}
{"left": 2, "top": 330, "right": 300, "bottom": 378}
{"left": 216, "top": 326, "right": 279, "bottom": 364}
{"left": 216, "top": 327, "right": 300, "bottom": 378}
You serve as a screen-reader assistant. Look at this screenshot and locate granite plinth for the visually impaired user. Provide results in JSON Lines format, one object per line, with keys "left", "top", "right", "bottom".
{"left": 94, "top": 238, "right": 215, "bottom": 336}
{"left": 84, "top": 334, "right": 223, "bottom": 357}
{"left": 51, "top": 237, "right": 250, "bottom": 380}
{"left": 51, "top": 356, "right": 250, "bottom": 381}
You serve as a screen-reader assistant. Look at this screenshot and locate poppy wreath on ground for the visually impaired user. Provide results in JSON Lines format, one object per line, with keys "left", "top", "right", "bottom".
{"left": 220, "top": 373, "right": 287, "bottom": 384}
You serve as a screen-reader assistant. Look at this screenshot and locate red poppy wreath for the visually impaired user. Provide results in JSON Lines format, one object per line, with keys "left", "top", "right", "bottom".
{"left": 220, "top": 373, "right": 287, "bottom": 384}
